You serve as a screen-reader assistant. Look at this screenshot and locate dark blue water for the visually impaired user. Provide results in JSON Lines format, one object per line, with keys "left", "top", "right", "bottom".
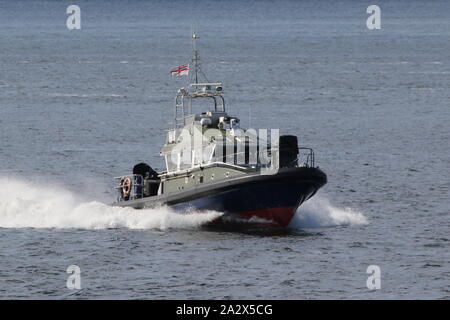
{"left": 0, "top": 0, "right": 448, "bottom": 299}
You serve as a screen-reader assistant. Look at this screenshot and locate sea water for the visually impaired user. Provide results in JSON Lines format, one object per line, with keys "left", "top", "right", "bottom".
{"left": 0, "top": 0, "right": 448, "bottom": 299}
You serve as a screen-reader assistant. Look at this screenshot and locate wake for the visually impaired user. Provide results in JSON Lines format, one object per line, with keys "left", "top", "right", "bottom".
{"left": 0, "top": 177, "right": 221, "bottom": 230}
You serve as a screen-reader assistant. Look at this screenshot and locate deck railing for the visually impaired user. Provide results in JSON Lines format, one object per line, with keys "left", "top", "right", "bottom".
{"left": 114, "top": 174, "right": 160, "bottom": 202}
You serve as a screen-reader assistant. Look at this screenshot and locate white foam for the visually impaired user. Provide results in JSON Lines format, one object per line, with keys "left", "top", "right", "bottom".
{"left": 290, "top": 194, "right": 368, "bottom": 229}
{"left": 0, "top": 177, "right": 221, "bottom": 230}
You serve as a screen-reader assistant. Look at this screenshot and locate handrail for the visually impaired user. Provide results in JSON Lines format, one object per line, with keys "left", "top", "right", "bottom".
{"left": 298, "top": 147, "right": 315, "bottom": 167}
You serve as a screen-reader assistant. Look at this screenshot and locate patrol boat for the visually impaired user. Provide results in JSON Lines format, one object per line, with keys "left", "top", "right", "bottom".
{"left": 112, "top": 34, "right": 327, "bottom": 227}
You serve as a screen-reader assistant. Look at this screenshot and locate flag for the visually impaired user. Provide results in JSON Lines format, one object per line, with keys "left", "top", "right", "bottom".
{"left": 170, "top": 64, "right": 189, "bottom": 76}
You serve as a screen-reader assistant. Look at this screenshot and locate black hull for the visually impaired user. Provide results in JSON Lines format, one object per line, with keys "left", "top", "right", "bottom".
{"left": 113, "top": 167, "right": 327, "bottom": 227}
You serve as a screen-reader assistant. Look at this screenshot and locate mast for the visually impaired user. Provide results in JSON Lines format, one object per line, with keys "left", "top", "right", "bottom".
{"left": 191, "top": 33, "right": 200, "bottom": 84}
{"left": 172, "top": 33, "right": 225, "bottom": 131}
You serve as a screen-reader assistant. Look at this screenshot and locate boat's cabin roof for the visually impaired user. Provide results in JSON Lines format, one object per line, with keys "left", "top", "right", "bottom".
{"left": 174, "top": 83, "right": 226, "bottom": 128}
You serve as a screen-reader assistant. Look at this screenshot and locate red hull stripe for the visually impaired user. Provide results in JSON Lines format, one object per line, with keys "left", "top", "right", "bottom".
{"left": 235, "top": 206, "right": 296, "bottom": 227}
